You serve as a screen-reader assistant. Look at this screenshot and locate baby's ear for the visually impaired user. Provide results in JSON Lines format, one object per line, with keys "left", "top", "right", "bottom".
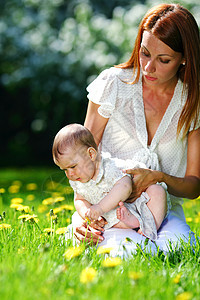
{"left": 87, "top": 147, "right": 97, "bottom": 161}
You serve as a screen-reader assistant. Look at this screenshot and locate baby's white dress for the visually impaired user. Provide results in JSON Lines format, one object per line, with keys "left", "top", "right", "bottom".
{"left": 70, "top": 153, "right": 170, "bottom": 240}
{"left": 71, "top": 67, "right": 200, "bottom": 256}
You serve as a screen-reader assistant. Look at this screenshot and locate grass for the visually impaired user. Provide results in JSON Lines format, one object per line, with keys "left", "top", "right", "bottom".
{"left": 0, "top": 167, "right": 200, "bottom": 300}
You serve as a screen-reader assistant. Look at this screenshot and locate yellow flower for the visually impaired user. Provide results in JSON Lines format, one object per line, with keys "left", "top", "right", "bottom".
{"left": 18, "top": 214, "right": 31, "bottom": 220}
{"left": 11, "top": 198, "right": 23, "bottom": 204}
{"left": 56, "top": 227, "right": 68, "bottom": 235}
{"left": 97, "top": 246, "right": 114, "bottom": 255}
{"left": 194, "top": 217, "right": 200, "bottom": 223}
{"left": 54, "top": 196, "right": 65, "bottom": 203}
{"left": 176, "top": 292, "right": 193, "bottom": 300}
{"left": 53, "top": 207, "right": 64, "bottom": 214}
{"left": 186, "top": 217, "right": 193, "bottom": 223}
{"left": 0, "top": 223, "right": 11, "bottom": 230}
{"left": 43, "top": 228, "right": 55, "bottom": 234}
{"left": 0, "top": 188, "right": 6, "bottom": 193}
{"left": 12, "top": 180, "right": 22, "bottom": 186}
{"left": 64, "top": 246, "right": 84, "bottom": 260}
{"left": 42, "top": 197, "right": 54, "bottom": 205}
{"left": 17, "top": 205, "right": 30, "bottom": 213}
{"left": 60, "top": 204, "right": 74, "bottom": 211}
{"left": 10, "top": 203, "right": 24, "bottom": 210}
{"left": 26, "top": 194, "right": 35, "bottom": 201}
{"left": 173, "top": 273, "right": 182, "bottom": 284}
{"left": 8, "top": 185, "right": 20, "bottom": 193}
{"left": 26, "top": 183, "right": 38, "bottom": 190}
{"left": 128, "top": 271, "right": 143, "bottom": 280}
{"left": 80, "top": 267, "right": 97, "bottom": 283}
{"left": 102, "top": 257, "right": 122, "bottom": 267}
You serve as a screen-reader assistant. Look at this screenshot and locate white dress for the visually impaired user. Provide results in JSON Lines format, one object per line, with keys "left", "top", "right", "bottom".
{"left": 70, "top": 153, "right": 165, "bottom": 240}
{"left": 71, "top": 67, "right": 200, "bottom": 256}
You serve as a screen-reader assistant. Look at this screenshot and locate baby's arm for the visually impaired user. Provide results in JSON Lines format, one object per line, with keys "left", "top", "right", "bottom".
{"left": 74, "top": 193, "right": 92, "bottom": 219}
{"left": 85, "top": 175, "right": 132, "bottom": 221}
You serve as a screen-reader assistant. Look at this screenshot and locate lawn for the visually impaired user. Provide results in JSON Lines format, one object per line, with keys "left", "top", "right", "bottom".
{"left": 0, "top": 168, "right": 200, "bottom": 300}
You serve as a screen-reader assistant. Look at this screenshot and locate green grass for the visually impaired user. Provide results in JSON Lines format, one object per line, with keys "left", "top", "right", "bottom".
{"left": 0, "top": 168, "right": 200, "bottom": 300}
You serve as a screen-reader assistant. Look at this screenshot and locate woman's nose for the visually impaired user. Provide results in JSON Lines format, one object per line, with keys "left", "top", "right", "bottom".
{"left": 145, "top": 60, "right": 156, "bottom": 73}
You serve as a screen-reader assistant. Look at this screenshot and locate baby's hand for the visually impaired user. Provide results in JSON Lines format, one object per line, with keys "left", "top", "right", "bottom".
{"left": 85, "top": 204, "right": 104, "bottom": 221}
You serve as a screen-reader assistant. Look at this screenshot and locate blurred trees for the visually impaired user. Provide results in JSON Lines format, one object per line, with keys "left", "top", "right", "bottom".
{"left": 0, "top": 0, "right": 199, "bottom": 166}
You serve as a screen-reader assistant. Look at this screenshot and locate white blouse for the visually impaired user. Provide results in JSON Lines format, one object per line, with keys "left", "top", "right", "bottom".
{"left": 86, "top": 67, "right": 200, "bottom": 208}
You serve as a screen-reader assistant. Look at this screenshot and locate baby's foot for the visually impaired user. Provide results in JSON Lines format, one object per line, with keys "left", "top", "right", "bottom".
{"left": 116, "top": 202, "right": 140, "bottom": 228}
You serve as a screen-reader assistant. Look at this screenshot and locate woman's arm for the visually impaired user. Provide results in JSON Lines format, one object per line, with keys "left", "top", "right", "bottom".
{"left": 85, "top": 176, "right": 132, "bottom": 220}
{"left": 126, "top": 128, "right": 200, "bottom": 200}
{"left": 84, "top": 100, "right": 109, "bottom": 146}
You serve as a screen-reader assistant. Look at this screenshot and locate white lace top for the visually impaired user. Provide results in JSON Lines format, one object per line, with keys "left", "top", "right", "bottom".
{"left": 86, "top": 67, "right": 200, "bottom": 207}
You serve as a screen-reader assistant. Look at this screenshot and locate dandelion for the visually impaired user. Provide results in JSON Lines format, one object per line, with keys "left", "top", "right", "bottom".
{"left": 80, "top": 267, "right": 97, "bottom": 283}
{"left": 186, "top": 217, "right": 193, "bottom": 223}
{"left": 53, "top": 207, "right": 64, "bottom": 214}
{"left": 43, "top": 228, "right": 55, "bottom": 235}
{"left": 175, "top": 292, "right": 193, "bottom": 300}
{"left": 18, "top": 214, "right": 31, "bottom": 221}
{"left": 97, "top": 246, "right": 114, "bottom": 254}
{"left": 12, "top": 180, "right": 22, "bottom": 186}
{"left": 0, "top": 223, "right": 11, "bottom": 230}
{"left": 0, "top": 188, "right": 6, "bottom": 193}
{"left": 173, "top": 273, "right": 182, "bottom": 284}
{"left": 42, "top": 197, "right": 54, "bottom": 205}
{"left": 11, "top": 198, "right": 23, "bottom": 204}
{"left": 26, "top": 194, "right": 35, "bottom": 201}
{"left": 26, "top": 183, "right": 38, "bottom": 190}
{"left": 8, "top": 185, "right": 20, "bottom": 193}
{"left": 102, "top": 257, "right": 122, "bottom": 267}
{"left": 128, "top": 271, "right": 143, "bottom": 280}
{"left": 10, "top": 203, "right": 24, "bottom": 210}
{"left": 194, "top": 217, "right": 200, "bottom": 223}
{"left": 37, "top": 205, "right": 48, "bottom": 213}
{"left": 60, "top": 204, "right": 74, "bottom": 211}
{"left": 54, "top": 196, "right": 65, "bottom": 203}
{"left": 64, "top": 246, "right": 84, "bottom": 260}
{"left": 56, "top": 227, "right": 68, "bottom": 235}
{"left": 17, "top": 205, "right": 30, "bottom": 213}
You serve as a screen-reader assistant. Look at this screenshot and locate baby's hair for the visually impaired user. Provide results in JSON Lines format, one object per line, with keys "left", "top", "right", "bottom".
{"left": 52, "top": 123, "right": 98, "bottom": 163}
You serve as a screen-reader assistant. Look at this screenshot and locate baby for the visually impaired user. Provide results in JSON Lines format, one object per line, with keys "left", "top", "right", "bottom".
{"left": 52, "top": 123, "right": 169, "bottom": 240}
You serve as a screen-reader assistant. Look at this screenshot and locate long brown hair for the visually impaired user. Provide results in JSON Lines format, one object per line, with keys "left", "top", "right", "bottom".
{"left": 118, "top": 4, "right": 200, "bottom": 136}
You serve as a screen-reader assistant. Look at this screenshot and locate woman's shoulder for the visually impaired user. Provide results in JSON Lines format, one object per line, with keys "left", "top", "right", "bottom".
{"left": 99, "top": 66, "right": 134, "bottom": 81}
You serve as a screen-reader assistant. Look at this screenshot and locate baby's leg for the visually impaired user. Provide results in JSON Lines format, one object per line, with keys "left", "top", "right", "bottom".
{"left": 145, "top": 184, "right": 167, "bottom": 230}
{"left": 114, "top": 202, "right": 140, "bottom": 229}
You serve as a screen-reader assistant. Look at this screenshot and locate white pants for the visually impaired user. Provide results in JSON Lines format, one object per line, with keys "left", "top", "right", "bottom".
{"left": 70, "top": 204, "right": 196, "bottom": 257}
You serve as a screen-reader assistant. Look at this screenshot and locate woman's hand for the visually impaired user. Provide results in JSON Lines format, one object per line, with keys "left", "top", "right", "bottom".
{"left": 125, "top": 168, "right": 160, "bottom": 202}
{"left": 74, "top": 216, "right": 107, "bottom": 245}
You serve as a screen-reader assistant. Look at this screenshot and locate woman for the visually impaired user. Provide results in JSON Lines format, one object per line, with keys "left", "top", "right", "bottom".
{"left": 71, "top": 3, "right": 200, "bottom": 255}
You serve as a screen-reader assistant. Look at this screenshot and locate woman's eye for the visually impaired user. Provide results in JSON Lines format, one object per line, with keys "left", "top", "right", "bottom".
{"left": 141, "top": 51, "right": 150, "bottom": 57}
{"left": 160, "top": 59, "right": 170, "bottom": 64}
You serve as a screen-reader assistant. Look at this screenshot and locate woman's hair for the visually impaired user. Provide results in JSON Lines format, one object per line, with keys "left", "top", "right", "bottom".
{"left": 52, "top": 124, "right": 98, "bottom": 163}
{"left": 118, "top": 3, "right": 200, "bottom": 136}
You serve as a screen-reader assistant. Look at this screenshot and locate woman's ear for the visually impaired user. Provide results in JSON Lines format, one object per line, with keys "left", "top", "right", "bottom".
{"left": 87, "top": 147, "right": 97, "bottom": 161}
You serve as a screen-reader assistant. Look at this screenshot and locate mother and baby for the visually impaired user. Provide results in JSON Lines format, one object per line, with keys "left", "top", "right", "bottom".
{"left": 52, "top": 3, "right": 200, "bottom": 255}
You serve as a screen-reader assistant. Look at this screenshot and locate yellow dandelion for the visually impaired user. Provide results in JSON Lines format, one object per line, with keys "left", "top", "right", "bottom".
{"left": 66, "top": 218, "right": 71, "bottom": 223}
{"left": 186, "top": 217, "right": 193, "bottom": 223}
{"left": 97, "top": 246, "right": 114, "bottom": 255}
{"left": 194, "top": 217, "right": 200, "bottom": 223}
{"left": 173, "top": 273, "right": 182, "bottom": 284}
{"left": 10, "top": 203, "right": 24, "bottom": 210}
{"left": 64, "top": 246, "right": 84, "bottom": 260}
{"left": 53, "top": 207, "right": 64, "bottom": 214}
{"left": 80, "top": 267, "right": 97, "bottom": 283}
{"left": 8, "top": 185, "right": 20, "bottom": 193}
{"left": 176, "top": 292, "right": 193, "bottom": 300}
{"left": 26, "top": 194, "right": 35, "bottom": 201}
{"left": 26, "top": 183, "right": 38, "bottom": 191}
{"left": 56, "top": 227, "right": 68, "bottom": 235}
{"left": 128, "top": 271, "right": 143, "bottom": 280}
{"left": 102, "top": 257, "right": 122, "bottom": 267}
{"left": 25, "top": 214, "right": 39, "bottom": 222}
{"left": 18, "top": 214, "right": 31, "bottom": 220}
{"left": 17, "top": 205, "right": 30, "bottom": 213}
{"left": 60, "top": 204, "right": 74, "bottom": 211}
{"left": 11, "top": 198, "right": 23, "bottom": 204}
{"left": 42, "top": 197, "right": 54, "bottom": 205}
{"left": 54, "top": 196, "right": 65, "bottom": 203}
{"left": 0, "top": 223, "right": 11, "bottom": 230}
{"left": 43, "top": 228, "right": 54, "bottom": 234}
{"left": 37, "top": 205, "right": 48, "bottom": 213}
{"left": 0, "top": 188, "right": 6, "bottom": 193}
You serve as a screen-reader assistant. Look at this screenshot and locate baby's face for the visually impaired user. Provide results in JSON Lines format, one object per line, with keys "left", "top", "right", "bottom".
{"left": 57, "top": 146, "right": 97, "bottom": 183}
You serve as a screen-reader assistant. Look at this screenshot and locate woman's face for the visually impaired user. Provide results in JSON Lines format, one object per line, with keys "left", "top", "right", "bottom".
{"left": 139, "top": 31, "right": 184, "bottom": 87}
